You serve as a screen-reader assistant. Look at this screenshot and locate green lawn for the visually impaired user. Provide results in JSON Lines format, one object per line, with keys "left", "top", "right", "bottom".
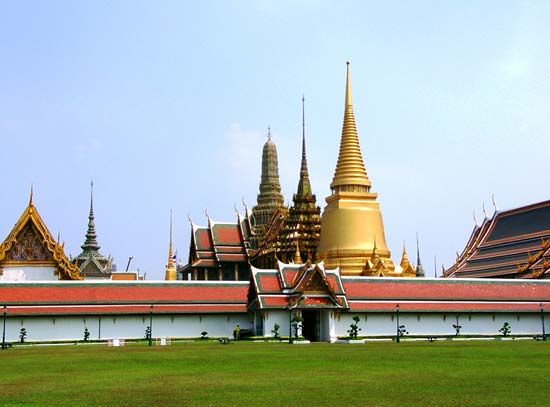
{"left": 1, "top": 340, "right": 549, "bottom": 407}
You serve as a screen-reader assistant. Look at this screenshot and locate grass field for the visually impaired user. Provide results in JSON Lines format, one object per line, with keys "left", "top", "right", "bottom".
{"left": 1, "top": 340, "right": 549, "bottom": 407}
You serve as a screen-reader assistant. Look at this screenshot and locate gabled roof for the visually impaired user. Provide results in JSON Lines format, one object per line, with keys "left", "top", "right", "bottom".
{"left": 249, "top": 262, "right": 348, "bottom": 310}
{"left": 446, "top": 200, "right": 550, "bottom": 279}
{"left": 0, "top": 197, "right": 81, "bottom": 280}
{"left": 186, "top": 212, "right": 252, "bottom": 270}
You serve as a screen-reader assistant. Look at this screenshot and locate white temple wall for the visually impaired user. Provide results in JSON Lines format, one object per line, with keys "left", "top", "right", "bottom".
{"left": 333, "top": 312, "right": 547, "bottom": 338}
{"left": 262, "top": 310, "right": 290, "bottom": 337}
{"left": 3, "top": 314, "right": 252, "bottom": 342}
{"left": 3, "top": 311, "right": 547, "bottom": 342}
{"left": 0, "top": 266, "right": 57, "bottom": 281}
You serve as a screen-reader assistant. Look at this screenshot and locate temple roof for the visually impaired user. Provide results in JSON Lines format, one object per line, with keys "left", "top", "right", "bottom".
{"left": 187, "top": 212, "right": 252, "bottom": 269}
{"left": 249, "top": 261, "right": 348, "bottom": 310}
{"left": 73, "top": 182, "right": 111, "bottom": 278}
{"left": 445, "top": 200, "right": 550, "bottom": 279}
{"left": 0, "top": 193, "right": 81, "bottom": 280}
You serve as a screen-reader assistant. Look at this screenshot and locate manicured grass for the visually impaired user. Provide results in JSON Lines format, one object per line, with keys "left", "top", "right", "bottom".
{"left": 1, "top": 340, "right": 549, "bottom": 406}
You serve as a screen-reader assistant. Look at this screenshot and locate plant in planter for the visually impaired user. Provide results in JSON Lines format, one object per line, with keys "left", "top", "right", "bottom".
{"left": 19, "top": 328, "right": 27, "bottom": 343}
{"left": 144, "top": 326, "right": 152, "bottom": 340}
{"left": 499, "top": 322, "right": 511, "bottom": 336}
{"left": 200, "top": 331, "right": 208, "bottom": 340}
{"left": 347, "top": 316, "right": 362, "bottom": 339}
{"left": 83, "top": 327, "right": 90, "bottom": 342}
{"left": 271, "top": 323, "right": 280, "bottom": 339}
{"left": 398, "top": 325, "right": 408, "bottom": 338}
{"left": 452, "top": 323, "right": 462, "bottom": 336}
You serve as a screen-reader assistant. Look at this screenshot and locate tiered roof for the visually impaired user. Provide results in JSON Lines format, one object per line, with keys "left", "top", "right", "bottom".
{"left": 445, "top": 200, "right": 550, "bottom": 279}
{"left": 249, "top": 261, "right": 348, "bottom": 310}
{"left": 186, "top": 212, "right": 253, "bottom": 269}
{"left": 73, "top": 182, "right": 112, "bottom": 278}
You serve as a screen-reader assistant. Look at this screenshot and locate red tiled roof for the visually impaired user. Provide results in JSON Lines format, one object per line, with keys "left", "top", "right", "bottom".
{"left": 349, "top": 301, "right": 549, "bottom": 313}
{"left": 254, "top": 271, "right": 282, "bottom": 293}
{"left": 211, "top": 224, "right": 242, "bottom": 246}
{"left": 195, "top": 228, "right": 214, "bottom": 251}
{"left": 0, "top": 282, "right": 249, "bottom": 305}
{"left": 342, "top": 278, "right": 550, "bottom": 301}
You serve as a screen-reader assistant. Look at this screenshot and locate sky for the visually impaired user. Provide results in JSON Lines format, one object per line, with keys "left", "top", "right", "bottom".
{"left": 1, "top": 1, "right": 549, "bottom": 279}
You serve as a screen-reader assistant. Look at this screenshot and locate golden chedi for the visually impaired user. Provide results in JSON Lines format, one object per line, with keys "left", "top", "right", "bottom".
{"left": 317, "top": 62, "right": 394, "bottom": 276}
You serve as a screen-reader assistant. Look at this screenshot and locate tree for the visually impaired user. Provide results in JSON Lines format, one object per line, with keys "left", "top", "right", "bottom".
{"left": 19, "top": 328, "right": 27, "bottom": 343}
{"left": 499, "top": 322, "right": 511, "bottom": 336}
{"left": 83, "top": 327, "right": 90, "bottom": 342}
{"left": 347, "top": 316, "right": 362, "bottom": 339}
{"left": 200, "top": 331, "right": 208, "bottom": 340}
{"left": 398, "top": 325, "right": 408, "bottom": 338}
{"left": 144, "top": 326, "right": 152, "bottom": 340}
{"left": 271, "top": 323, "right": 280, "bottom": 339}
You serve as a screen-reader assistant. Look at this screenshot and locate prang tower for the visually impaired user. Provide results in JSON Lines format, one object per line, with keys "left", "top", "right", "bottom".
{"left": 317, "top": 62, "right": 394, "bottom": 275}
{"left": 251, "top": 128, "right": 286, "bottom": 248}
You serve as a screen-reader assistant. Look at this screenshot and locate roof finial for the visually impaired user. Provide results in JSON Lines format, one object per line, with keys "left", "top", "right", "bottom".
{"left": 473, "top": 210, "right": 478, "bottom": 227}
{"left": 492, "top": 193, "right": 497, "bottom": 212}
{"left": 482, "top": 202, "right": 487, "bottom": 219}
{"left": 267, "top": 125, "right": 271, "bottom": 141}
{"left": 29, "top": 184, "right": 34, "bottom": 205}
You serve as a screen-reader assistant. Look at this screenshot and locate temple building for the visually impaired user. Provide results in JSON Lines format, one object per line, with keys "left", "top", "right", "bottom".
{"left": 317, "top": 62, "right": 395, "bottom": 276}
{"left": 178, "top": 211, "right": 253, "bottom": 281}
{"left": 252, "top": 98, "right": 321, "bottom": 268}
{"left": 73, "top": 182, "right": 113, "bottom": 279}
{"left": 444, "top": 200, "right": 550, "bottom": 279}
{"left": 250, "top": 128, "right": 287, "bottom": 249}
{"left": 0, "top": 191, "right": 81, "bottom": 281}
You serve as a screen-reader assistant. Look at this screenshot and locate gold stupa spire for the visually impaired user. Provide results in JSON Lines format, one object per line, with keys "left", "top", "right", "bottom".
{"left": 400, "top": 243, "right": 410, "bottom": 270}
{"left": 165, "top": 209, "right": 177, "bottom": 280}
{"left": 330, "top": 61, "right": 371, "bottom": 192}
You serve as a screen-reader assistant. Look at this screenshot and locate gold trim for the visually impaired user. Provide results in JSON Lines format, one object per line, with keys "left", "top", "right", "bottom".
{"left": 0, "top": 200, "right": 81, "bottom": 280}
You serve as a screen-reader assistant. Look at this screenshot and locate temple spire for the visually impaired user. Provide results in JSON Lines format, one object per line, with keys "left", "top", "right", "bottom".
{"left": 330, "top": 61, "right": 371, "bottom": 192}
{"left": 416, "top": 233, "right": 425, "bottom": 277}
{"left": 81, "top": 180, "right": 100, "bottom": 252}
{"left": 29, "top": 184, "right": 34, "bottom": 206}
{"left": 167, "top": 209, "right": 174, "bottom": 269}
{"left": 297, "top": 95, "right": 312, "bottom": 197}
{"left": 165, "top": 209, "right": 177, "bottom": 280}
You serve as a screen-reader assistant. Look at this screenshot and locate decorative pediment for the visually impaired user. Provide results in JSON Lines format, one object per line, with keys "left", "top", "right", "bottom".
{"left": 0, "top": 197, "right": 81, "bottom": 280}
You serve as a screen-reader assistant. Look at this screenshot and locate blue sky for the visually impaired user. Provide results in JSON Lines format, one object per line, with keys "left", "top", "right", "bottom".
{"left": 1, "top": 1, "right": 549, "bottom": 279}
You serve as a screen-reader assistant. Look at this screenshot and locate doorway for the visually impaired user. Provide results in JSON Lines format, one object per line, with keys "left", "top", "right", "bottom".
{"left": 301, "top": 310, "right": 320, "bottom": 342}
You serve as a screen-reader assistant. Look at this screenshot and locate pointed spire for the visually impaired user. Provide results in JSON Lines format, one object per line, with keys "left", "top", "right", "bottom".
{"left": 293, "top": 237, "right": 303, "bottom": 264}
{"left": 267, "top": 125, "right": 271, "bottom": 141}
{"left": 330, "top": 61, "right": 371, "bottom": 192}
{"left": 371, "top": 235, "right": 380, "bottom": 263}
{"left": 165, "top": 209, "right": 177, "bottom": 280}
{"left": 415, "top": 233, "right": 425, "bottom": 277}
{"left": 400, "top": 242, "right": 410, "bottom": 269}
{"left": 29, "top": 184, "right": 34, "bottom": 206}
{"left": 167, "top": 209, "right": 175, "bottom": 269}
{"left": 297, "top": 95, "right": 312, "bottom": 197}
{"left": 81, "top": 180, "right": 100, "bottom": 253}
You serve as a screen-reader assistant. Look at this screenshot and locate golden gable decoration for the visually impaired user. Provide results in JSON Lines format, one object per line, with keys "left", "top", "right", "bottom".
{"left": 0, "top": 192, "right": 81, "bottom": 280}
